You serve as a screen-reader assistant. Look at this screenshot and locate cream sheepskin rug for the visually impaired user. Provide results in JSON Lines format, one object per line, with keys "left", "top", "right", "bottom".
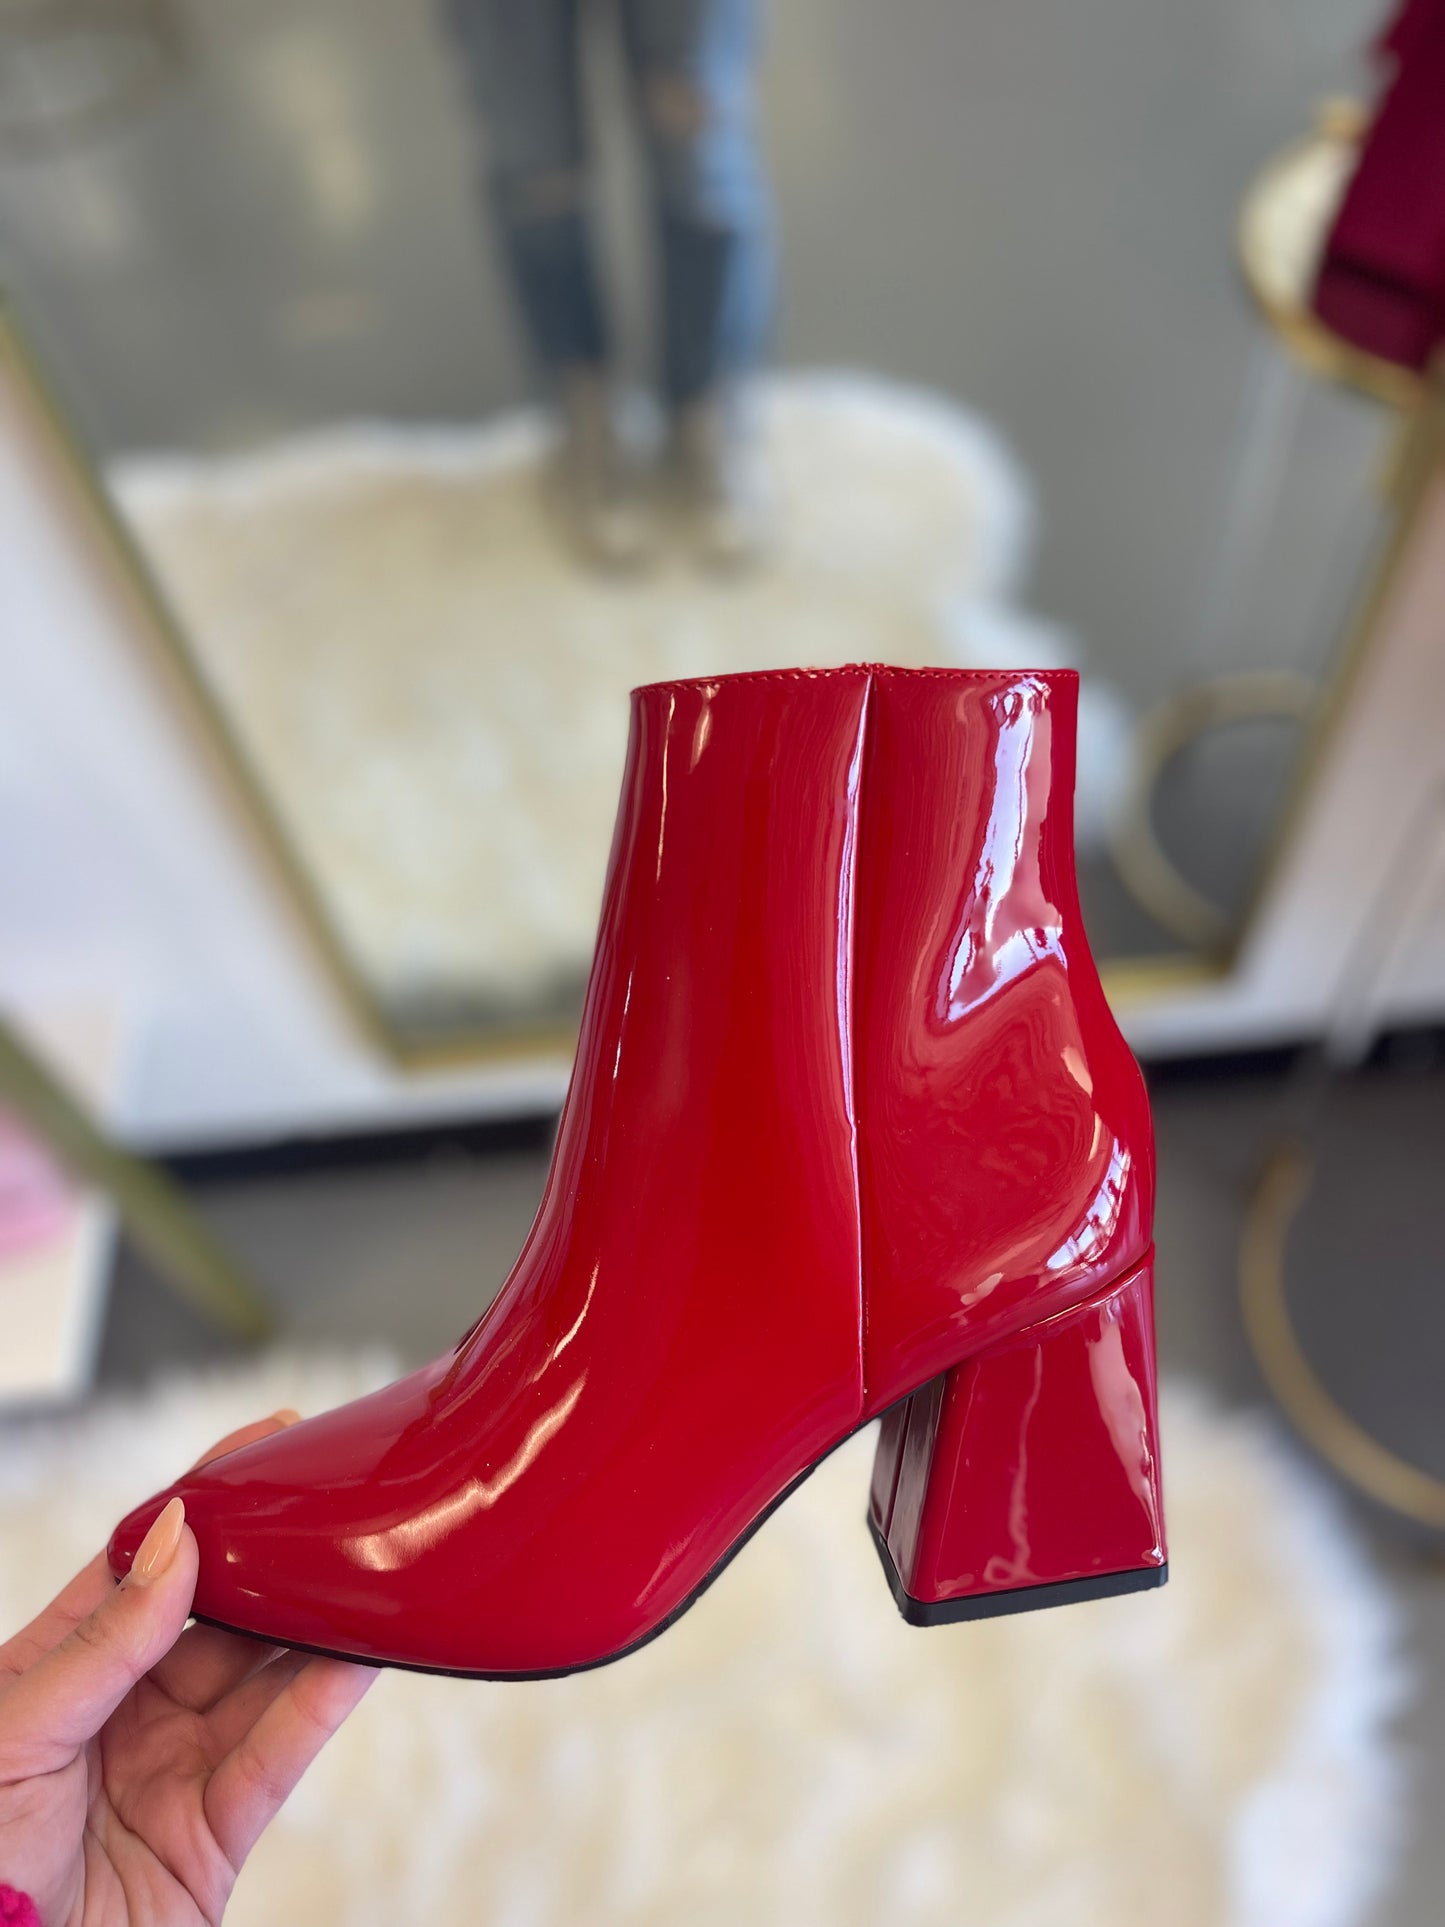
{"left": 0, "top": 1355, "right": 1404, "bottom": 1927}
{"left": 111, "top": 373, "right": 1132, "bottom": 1025}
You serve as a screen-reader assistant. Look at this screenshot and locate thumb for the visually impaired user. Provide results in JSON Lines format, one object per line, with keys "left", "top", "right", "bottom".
{"left": 1, "top": 1499, "right": 199, "bottom": 1771}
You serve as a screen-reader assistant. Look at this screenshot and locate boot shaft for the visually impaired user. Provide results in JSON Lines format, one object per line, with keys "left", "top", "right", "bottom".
{"left": 580, "top": 664, "right": 1151, "bottom": 1417}
{"left": 849, "top": 668, "right": 1152, "bottom": 1412}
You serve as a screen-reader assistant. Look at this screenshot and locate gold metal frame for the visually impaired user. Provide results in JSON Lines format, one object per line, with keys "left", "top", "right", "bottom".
{"left": 1235, "top": 99, "right": 1423, "bottom": 413}
{"left": 1229, "top": 138, "right": 1445, "bottom": 1526}
{"left": 8, "top": 177, "right": 1437, "bottom": 1067}
{"left": 1221, "top": 368, "right": 1445, "bottom": 969}
{"left": 0, "top": 1016, "right": 272, "bottom": 1340}
{"left": 1108, "top": 379, "right": 1443, "bottom": 966}
{"left": 5, "top": 290, "right": 1227, "bottom": 1051}
{"left": 1240, "top": 1140, "right": 1445, "bottom": 1530}
{"left": 1, "top": 293, "right": 578, "bottom": 1074}
{"left": 1110, "top": 672, "right": 1321, "bottom": 953}
{"left": 1107, "top": 112, "right": 1445, "bottom": 979}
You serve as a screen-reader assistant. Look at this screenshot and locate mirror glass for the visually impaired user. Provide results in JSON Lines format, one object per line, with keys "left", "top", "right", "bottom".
{"left": 0, "top": 0, "right": 1400, "bottom": 1052}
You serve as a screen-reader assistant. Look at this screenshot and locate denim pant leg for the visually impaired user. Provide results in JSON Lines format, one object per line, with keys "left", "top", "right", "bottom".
{"left": 442, "top": 0, "right": 607, "bottom": 373}
{"left": 619, "top": 0, "right": 773, "bottom": 405}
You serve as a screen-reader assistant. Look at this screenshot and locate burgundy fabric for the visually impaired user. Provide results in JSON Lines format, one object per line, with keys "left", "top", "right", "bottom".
{"left": 1377, "top": 0, "right": 1436, "bottom": 65}
{"left": 1313, "top": 0, "right": 1445, "bottom": 369}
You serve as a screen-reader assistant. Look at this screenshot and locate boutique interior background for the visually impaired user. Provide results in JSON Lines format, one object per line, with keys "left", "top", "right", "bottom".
{"left": 3, "top": 7, "right": 1445, "bottom": 1926}
{"left": 5, "top": 0, "right": 1443, "bottom": 1152}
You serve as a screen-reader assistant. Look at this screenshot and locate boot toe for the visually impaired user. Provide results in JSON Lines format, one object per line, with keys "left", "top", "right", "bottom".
{"left": 107, "top": 1491, "right": 174, "bottom": 1578}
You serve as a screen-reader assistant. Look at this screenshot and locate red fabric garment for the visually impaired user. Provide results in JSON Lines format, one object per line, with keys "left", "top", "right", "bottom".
{"left": 1377, "top": 0, "right": 1436, "bottom": 65}
{"left": 1313, "top": 0, "right": 1445, "bottom": 369}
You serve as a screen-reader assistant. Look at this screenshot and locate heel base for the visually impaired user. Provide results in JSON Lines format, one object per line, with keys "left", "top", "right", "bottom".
{"left": 869, "top": 1514, "right": 1168, "bottom": 1625}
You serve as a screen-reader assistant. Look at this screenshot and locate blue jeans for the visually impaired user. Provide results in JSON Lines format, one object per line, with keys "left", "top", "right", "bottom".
{"left": 443, "top": 0, "right": 772, "bottom": 406}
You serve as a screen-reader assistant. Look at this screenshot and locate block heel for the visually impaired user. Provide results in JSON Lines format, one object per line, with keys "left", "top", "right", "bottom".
{"left": 869, "top": 1256, "right": 1167, "bottom": 1623}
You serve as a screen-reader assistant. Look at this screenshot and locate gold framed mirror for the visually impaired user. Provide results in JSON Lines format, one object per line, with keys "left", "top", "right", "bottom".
{"left": 0, "top": 8, "right": 1420, "bottom": 1069}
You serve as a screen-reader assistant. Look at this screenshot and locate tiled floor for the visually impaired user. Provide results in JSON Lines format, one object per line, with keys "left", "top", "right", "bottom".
{"left": 97, "top": 1052, "right": 1445, "bottom": 1924}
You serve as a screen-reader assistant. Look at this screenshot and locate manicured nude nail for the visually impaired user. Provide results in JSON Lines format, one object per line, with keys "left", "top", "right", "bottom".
{"left": 273, "top": 1407, "right": 302, "bottom": 1426}
{"left": 125, "top": 1496, "right": 185, "bottom": 1587}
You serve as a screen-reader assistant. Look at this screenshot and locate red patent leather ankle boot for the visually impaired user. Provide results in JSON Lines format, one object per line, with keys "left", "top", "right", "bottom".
{"left": 109, "top": 666, "right": 1165, "bottom": 1676}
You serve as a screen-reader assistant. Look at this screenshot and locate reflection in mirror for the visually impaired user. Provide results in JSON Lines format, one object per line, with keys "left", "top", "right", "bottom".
{"left": 0, "top": 0, "right": 1405, "bottom": 1054}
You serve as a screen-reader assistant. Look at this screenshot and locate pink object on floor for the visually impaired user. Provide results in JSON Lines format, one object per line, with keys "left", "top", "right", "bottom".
{"left": 0, "top": 1887, "right": 42, "bottom": 1927}
{"left": 0, "top": 1113, "right": 74, "bottom": 1259}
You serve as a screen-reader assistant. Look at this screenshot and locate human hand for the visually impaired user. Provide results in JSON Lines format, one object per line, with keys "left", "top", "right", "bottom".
{"left": 0, "top": 1411, "right": 375, "bottom": 1924}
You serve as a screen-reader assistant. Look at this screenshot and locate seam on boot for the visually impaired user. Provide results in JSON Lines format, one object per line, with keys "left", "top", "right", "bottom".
{"left": 842, "top": 670, "right": 875, "bottom": 1418}
{"left": 634, "top": 664, "right": 1080, "bottom": 697}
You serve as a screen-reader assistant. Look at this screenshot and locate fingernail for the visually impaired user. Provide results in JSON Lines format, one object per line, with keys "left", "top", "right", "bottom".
{"left": 125, "top": 1496, "right": 185, "bottom": 1587}
{"left": 273, "top": 1407, "right": 302, "bottom": 1426}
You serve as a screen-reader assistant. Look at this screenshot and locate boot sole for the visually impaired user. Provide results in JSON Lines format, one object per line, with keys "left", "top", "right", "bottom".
{"left": 189, "top": 1414, "right": 1166, "bottom": 1680}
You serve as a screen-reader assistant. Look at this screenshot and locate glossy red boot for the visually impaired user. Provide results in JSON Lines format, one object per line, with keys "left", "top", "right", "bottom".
{"left": 109, "top": 666, "right": 1165, "bottom": 1676}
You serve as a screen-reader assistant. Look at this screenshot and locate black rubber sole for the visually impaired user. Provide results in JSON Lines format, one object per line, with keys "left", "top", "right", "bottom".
{"left": 869, "top": 1513, "right": 1169, "bottom": 1624}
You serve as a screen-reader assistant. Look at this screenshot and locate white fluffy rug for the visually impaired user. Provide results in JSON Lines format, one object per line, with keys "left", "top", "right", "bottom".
{"left": 0, "top": 1355, "right": 1404, "bottom": 1927}
{"left": 112, "top": 374, "right": 1131, "bottom": 1025}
